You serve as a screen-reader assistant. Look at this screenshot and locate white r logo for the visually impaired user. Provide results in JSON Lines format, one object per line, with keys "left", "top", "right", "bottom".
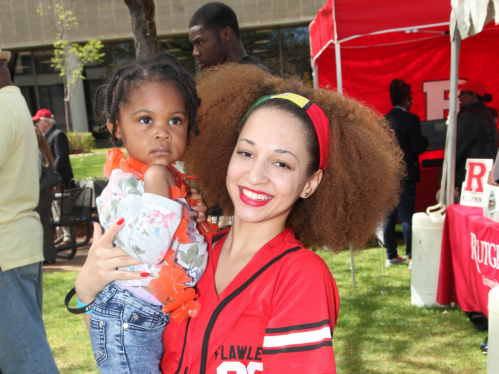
{"left": 422, "top": 79, "right": 467, "bottom": 120}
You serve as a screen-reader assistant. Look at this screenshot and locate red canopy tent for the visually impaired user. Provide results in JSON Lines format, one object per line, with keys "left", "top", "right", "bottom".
{"left": 310, "top": 0, "right": 499, "bottom": 121}
{"left": 310, "top": 0, "right": 499, "bottom": 213}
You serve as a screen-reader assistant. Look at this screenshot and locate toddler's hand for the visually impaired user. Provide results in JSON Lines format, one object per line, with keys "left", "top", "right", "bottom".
{"left": 143, "top": 164, "right": 175, "bottom": 198}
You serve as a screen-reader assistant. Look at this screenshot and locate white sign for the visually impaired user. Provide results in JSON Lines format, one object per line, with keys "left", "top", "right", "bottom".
{"left": 422, "top": 79, "right": 466, "bottom": 120}
{"left": 460, "top": 159, "right": 494, "bottom": 207}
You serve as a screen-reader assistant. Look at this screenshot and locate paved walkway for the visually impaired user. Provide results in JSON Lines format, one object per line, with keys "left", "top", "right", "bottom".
{"left": 42, "top": 237, "right": 92, "bottom": 273}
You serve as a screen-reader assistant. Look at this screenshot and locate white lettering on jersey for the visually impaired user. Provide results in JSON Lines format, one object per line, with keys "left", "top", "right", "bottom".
{"left": 247, "top": 362, "right": 263, "bottom": 374}
{"left": 217, "top": 361, "right": 247, "bottom": 374}
{"left": 217, "top": 361, "right": 263, "bottom": 374}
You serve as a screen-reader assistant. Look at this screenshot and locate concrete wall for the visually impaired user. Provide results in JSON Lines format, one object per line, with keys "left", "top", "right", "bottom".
{"left": 1, "top": 0, "right": 323, "bottom": 50}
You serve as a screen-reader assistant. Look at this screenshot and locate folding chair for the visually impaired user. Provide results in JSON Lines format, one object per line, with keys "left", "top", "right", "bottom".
{"left": 52, "top": 187, "right": 93, "bottom": 259}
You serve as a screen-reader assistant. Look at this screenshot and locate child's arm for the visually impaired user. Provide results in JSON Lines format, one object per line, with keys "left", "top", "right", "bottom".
{"left": 143, "top": 164, "right": 175, "bottom": 198}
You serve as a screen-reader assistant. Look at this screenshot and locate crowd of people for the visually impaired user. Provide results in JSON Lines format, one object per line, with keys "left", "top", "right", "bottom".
{"left": 1, "top": 2, "right": 498, "bottom": 374}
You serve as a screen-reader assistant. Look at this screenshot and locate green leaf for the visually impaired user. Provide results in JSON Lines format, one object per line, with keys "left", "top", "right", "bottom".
{"left": 103, "top": 210, "right": 111, "bottom": 222}
{"left": 192, "top": 254, "right": 205, "bottom": 269}
{"left": 114, "top": 236, "right": 124, "bottom": 248}
{"left": 128, "top": 188, "right": 142, "bottom": 196}
{"left": 132, "top": 245, "right": 145, "bottom": 257}
{"left": 110, "top": 199, "right": 120, "bottom": 211}
{"left": 186, "top": 244, "right": 199, "bottom": 265}
{"left": 143, "top": 230, "right": 149, "bottom": 236}
{"left": 129, "top": 178, "right": 138, "bottom": 189}
{"left": 117, "top": 179, "right": 124, "bottom": 190}
{"left": 179, "top": 251, "right": 188, "bottom": 264}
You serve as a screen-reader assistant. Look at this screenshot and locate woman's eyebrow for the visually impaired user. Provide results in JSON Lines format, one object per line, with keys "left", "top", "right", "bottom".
{"left": 239, "top": 138, "right": 255, "bottom": 146}
{"left": 275, "top": 149, "right": 297, "bottom": 160}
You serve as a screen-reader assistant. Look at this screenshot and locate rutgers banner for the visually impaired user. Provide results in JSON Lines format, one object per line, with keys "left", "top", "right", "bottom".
{"left": 316, "top": 24, "right": 499, "bottom": 120}
{"left": 437, "top": 205, "right": 499, "bottom": 317}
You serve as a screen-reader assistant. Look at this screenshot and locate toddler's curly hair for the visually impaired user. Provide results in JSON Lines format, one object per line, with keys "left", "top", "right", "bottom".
{"left": 183, "top": 63, "right": 405, "bottom": 251}
{"left": 95, "top": 52, "right": 200, "bottom": 146}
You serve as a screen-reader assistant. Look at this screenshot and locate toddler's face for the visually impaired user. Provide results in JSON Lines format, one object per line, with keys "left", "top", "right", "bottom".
{"left": 110, "top": 81, "right": 189, "bottom": 167}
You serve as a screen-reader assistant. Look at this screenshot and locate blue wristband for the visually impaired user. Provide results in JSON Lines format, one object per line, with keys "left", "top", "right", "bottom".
{"left": 77, "top": 296, "right": 93, "bottom": 314}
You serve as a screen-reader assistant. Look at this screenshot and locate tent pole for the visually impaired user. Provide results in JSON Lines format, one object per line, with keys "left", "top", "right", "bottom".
{"left": 446, "top": 25, "right": 461, "bottom": 206}
{"left": 350, "top": 246, "right": 356, "bottom": 289}
{"left": 313, "top": 61, "right": 318, "bottom": 89}
{"left": 335, "top": 42, "right": 343, "bottom": 94}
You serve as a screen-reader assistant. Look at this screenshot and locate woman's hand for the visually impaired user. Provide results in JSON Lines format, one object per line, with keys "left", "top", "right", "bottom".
{"left": 75, "top": 220, "right": 144, "bottom": 304}
{"left": 188, "top": 187, "right": 208, "bottom": 223}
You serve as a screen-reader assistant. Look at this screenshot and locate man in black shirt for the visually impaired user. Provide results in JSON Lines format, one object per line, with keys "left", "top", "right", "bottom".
{"left": 188, "top": 2, "right": 270, "bottom": 72}
{"left": 383, "top": 79, "right": 428, "bottom": 270}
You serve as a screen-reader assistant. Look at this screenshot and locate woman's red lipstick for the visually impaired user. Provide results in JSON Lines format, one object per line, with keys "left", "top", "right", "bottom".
{"left": 239, "top": 187, "right": 274, "bottom": 207}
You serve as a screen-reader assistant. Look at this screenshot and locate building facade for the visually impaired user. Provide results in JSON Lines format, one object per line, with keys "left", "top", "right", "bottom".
{"left": 1, "top": 0, "right": 323, "bottom": 132}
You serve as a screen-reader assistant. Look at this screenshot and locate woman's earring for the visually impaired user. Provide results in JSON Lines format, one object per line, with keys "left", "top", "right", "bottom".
{"left": 304, "top": 192, "right": 309, "bottom": 197}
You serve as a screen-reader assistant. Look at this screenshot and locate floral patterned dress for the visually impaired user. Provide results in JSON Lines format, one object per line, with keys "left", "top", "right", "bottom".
{"left": 96, "top": 167, "right": 208, "bottom": 288}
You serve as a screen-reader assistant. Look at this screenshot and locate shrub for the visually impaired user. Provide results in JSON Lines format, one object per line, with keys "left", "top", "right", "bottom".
{"left": 66, "top": 132, "right": 95, "bottom": 154}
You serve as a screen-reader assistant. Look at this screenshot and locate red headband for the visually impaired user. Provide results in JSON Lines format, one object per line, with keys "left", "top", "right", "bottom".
{"left": 244, "top": 93, "right": 330, "bottom": 170}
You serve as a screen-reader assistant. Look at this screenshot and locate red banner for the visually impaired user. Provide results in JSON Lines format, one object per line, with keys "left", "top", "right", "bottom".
{"left": 316, "top": 24, "right": 499, "bottom": 120}
{"left": 437, "top": 204, "right": 499, "bottom": 317}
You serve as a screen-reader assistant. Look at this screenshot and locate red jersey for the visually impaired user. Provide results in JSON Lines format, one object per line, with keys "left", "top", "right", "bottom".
{"left": 162, "top": 227, "right": 340, "bottom": 374}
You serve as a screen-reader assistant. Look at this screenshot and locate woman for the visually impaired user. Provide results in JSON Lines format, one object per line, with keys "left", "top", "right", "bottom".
{"left": 75, "top": 64, "right": 403, "bottom": 373}
{"left": 34, "top": 126, "right": 58, "bottom": 264}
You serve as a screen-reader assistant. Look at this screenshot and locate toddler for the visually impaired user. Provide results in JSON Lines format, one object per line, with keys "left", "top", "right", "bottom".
{"left": 90, "top": 53, "right": 213, "bottom": 374}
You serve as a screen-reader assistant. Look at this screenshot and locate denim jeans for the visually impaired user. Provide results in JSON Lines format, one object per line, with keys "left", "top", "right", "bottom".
{"left": 383, "top": 181, "right": 416, "bottom": 260}
{"left": 0, "top": 262, "right": 59, "bottom": 374}
{"left": 90, "top": 283, "right": 169, "bottom": 374}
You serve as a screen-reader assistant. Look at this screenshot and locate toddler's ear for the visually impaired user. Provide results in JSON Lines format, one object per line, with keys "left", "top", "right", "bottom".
{"left": 107, "top": 120, "right": 121, "bottom": 139}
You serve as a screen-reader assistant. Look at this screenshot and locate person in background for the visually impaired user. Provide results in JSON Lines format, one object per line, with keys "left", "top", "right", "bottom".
{"left": 455, "top": 81, "right": 498, "bottom": 189}
{"left": 33, "top": 126, "right": 58, "bottom": 264}
{"left": 34, "top": 108, "right": 74, "bottom": 246}
{"left": 188, "top": 2, "right": 269, "bottom": 72}
{"left": 486, "top": 107, "right": 498, "bottom": 147}
{"left": 0, "top": 48, "right": 59, "bottom": 374}
{"left": 383, "top": 79, "right": 428, "bottom": 270}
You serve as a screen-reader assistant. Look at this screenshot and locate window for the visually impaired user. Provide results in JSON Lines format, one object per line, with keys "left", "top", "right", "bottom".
{"left": 114, "top": 42, "right": 136, "bottom": 65}
{"left": 15, "top": 52, "right": 33, "bottom": 75}
{"left": 241, "top": 26, "right": 312, "bottom": 86}
{"left": 33, "top": 50, "right": 57, "bottom": 74}
{"left": 38, "top": 84, "right": 66, "bottom": 130}
{"left": 158, "top": 37, "right": 195, "bottom": 74}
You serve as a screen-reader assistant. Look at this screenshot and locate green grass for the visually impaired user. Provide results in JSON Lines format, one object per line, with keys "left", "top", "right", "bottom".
{"left": 43, "top": 247, "right": 487, "bottom": 373}
{"left": 69, "top": 148, "right": 119, "bottom": 180}
{"left": 43, "top": 271, "right": 98, "bottom": 373}
{"left": 320, "top": 247, "right": 487, "bottom": 374}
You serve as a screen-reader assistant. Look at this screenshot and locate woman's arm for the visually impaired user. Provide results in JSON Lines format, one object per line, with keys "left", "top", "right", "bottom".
{"left": 75, "top": 220, "right": 145, "bottom": 332}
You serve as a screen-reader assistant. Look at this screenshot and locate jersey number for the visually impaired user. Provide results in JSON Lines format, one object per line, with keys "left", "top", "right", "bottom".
{"left": 217, "top": 361, "right": 263, "bottom": 374}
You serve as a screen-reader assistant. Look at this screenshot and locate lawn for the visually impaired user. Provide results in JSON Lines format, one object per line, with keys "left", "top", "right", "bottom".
{"left": 43, "top": 246, "right": 487, "bottom": 374}
{"left": 70, "top": 148, "right": 110, "bottom": 180}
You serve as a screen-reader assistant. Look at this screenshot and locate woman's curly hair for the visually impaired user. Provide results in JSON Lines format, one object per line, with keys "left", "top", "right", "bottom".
{"left": 183, "top": 63, "right": 405, "bottom": 252}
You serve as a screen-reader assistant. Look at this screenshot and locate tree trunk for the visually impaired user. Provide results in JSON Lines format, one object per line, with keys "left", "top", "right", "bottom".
{"left": 124, "top": 0, "right": 158, "bottom": 60}
{"left": 63, "top": 75, "right": 72, "bottom": 132}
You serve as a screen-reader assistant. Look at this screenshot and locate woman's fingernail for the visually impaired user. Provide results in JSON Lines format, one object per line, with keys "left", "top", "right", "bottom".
{"left": 140, "top": 272, "right": 150, "bottom": 277}
{"left": 117, "top": 218, "right": 125, "bottom": 225}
